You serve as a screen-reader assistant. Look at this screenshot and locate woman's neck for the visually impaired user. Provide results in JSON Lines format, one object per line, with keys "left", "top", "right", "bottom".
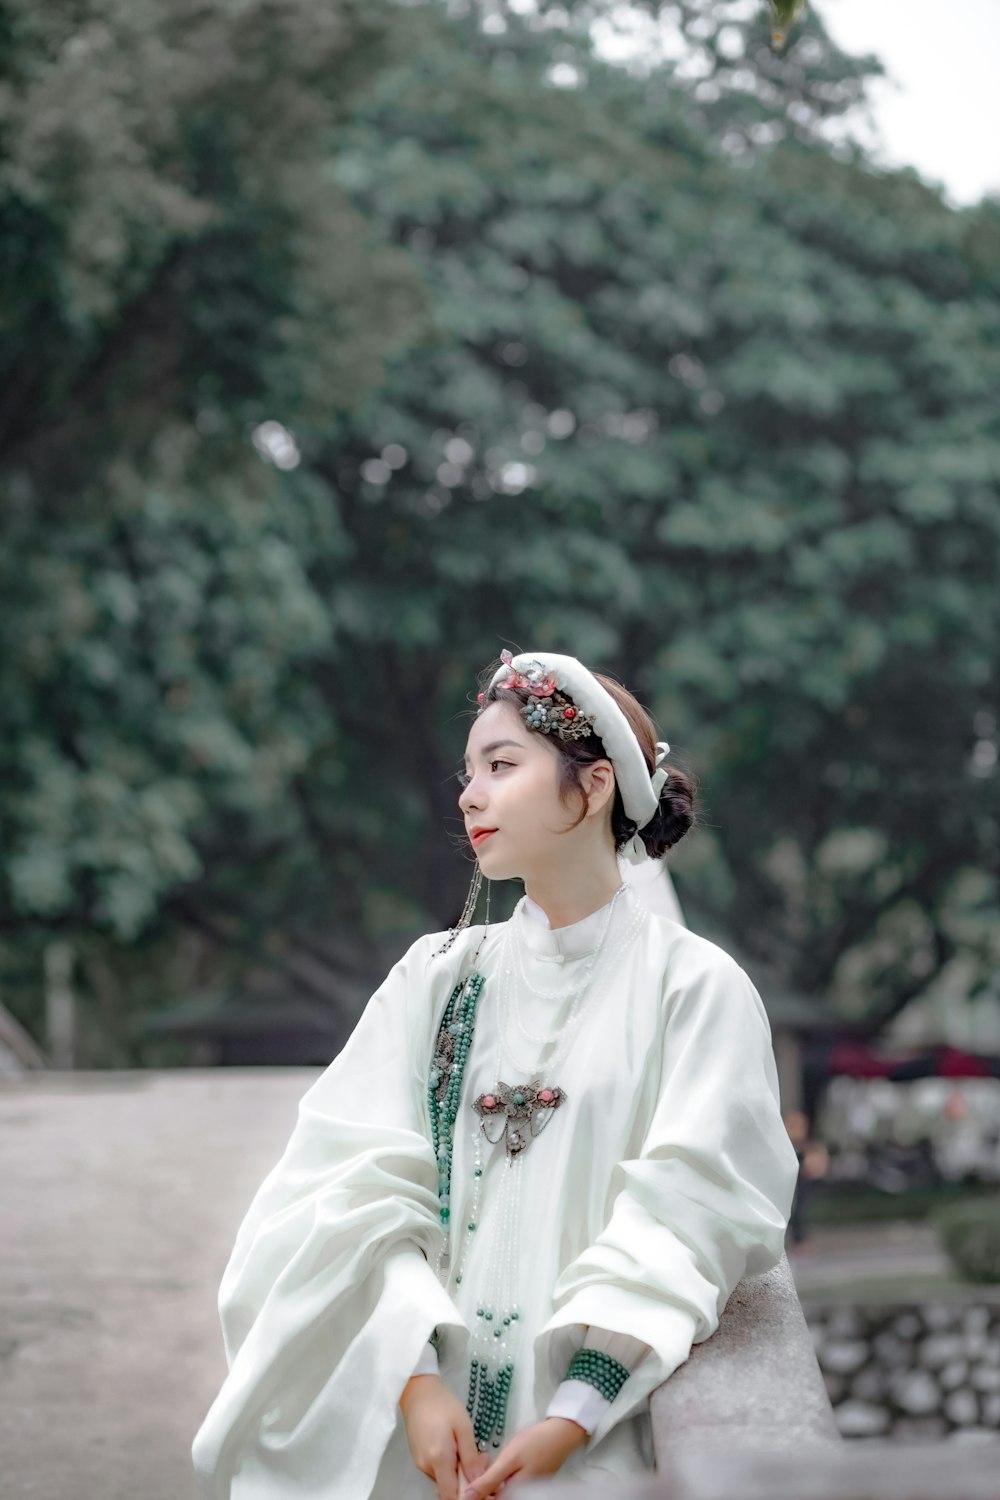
{"left": 523, "top": 859, "right": 624, "bottom": 930}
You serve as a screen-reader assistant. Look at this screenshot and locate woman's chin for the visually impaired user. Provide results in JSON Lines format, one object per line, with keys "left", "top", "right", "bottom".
{"left": 475, "top": 847, "right": 519, "bottom": 881}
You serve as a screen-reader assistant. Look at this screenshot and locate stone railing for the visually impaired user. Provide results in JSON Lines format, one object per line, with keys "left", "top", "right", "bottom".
{"left": 526, "top": 1262, "right": 1000, "bottom": 1496}
{"left": 526, "top": 1442, "right": 1000, "bottom": 1499}
{"left": 526, "top": 1253, "right": 845, "bottom": 1497}
{"left": 649, "top": 1253, "right": 840, "bottom": 1455}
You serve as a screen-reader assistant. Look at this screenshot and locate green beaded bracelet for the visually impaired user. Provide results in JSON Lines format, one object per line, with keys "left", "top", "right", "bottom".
{"left": 565, "top": 1348, "right": 630, "bottom": 1402}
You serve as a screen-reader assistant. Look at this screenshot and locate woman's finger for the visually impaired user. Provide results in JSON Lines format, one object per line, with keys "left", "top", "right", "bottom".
{"left": 437, "top": 1444, "right": 461, "bottom": 1500}
{"left": 455, "top": 1421, "right": 487, "bottom": 1484}
{"left": 463, "top": 1448, "right": 519, "bottom": 1500}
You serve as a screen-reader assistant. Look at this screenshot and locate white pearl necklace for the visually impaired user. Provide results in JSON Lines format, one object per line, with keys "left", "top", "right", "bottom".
{"left": 436, "top": 883, "right": 649, "bottom": 1452}
{"left": 435, "top": 1123, "right": 483, "bottom": 1286}
{"left": 499, "top": 884, "right": 645, "bottom": 1082}
{"left": 444, "top": 1122, "right": 524, "bottom": 1452}
{"left": 510, "top": 888, "right": 626, "bottom": 1004}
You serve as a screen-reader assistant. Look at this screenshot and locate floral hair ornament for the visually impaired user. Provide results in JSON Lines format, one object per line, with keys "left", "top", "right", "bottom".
{"left": 486, "top": 649, "right": 670, "bottom": 865}
{"left": 481, "top": 650, "right": 599, "bottom": 741}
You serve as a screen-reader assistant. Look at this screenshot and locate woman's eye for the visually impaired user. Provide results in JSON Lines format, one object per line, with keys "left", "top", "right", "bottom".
{"left": 457, "top": 759, "right": 512, "bottom": 789}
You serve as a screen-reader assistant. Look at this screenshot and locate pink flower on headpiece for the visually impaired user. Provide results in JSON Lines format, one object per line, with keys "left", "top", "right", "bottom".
{"left": 518, "top": 658, "right": 558, "bottom": 697}
{"left": 498, "top": 653, "right": 558, "bottom": 700}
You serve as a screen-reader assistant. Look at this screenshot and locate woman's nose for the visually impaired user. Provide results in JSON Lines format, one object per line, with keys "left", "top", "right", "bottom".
{"left": 458, "top": 779, "right": 481, "bottom": 814}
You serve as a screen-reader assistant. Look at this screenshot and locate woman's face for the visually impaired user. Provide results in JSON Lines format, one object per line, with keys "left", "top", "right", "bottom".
{"left": 458, "top": 701, "right": 610, "bottom": 880}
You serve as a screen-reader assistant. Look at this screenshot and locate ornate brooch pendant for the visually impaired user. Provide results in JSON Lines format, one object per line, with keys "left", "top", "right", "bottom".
{"left": 473, "top": 1079, "right": 567, "bottom": 1162}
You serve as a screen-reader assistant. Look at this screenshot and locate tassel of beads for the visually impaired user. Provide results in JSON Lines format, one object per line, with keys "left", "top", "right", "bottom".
{"left": 432, "top": 865, "right": 484, "bottom": 956}
{"left": 467, "top": 1356, "right": 514, "bottom": 1451}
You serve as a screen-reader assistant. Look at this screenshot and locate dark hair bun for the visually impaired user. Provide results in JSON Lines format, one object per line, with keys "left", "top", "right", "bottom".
{"left": 637, "top": 765, "right": 697, "bottom": 859}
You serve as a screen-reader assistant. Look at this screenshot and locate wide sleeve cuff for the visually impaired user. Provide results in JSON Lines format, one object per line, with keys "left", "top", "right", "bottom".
{"left": 387, "top": 1245, "right": 468, "bottom": 1380}
{"left": 534, "top": 1288, "right": 700, "bottom": 1446}
{"left": 544, "top": 1322, "right": 652, "bottom": 1433}
{"left": 541, "top": 1283, "right": 699, "bottom": 1375}
{"left": 583, "top": 1326, "right": 651, "bottom": 1368}
{"left": 545, "top": 1380, "right": 610, "bottom": 1435}
{"left": 411, "top": 1340, "right": 441, "bottom": 1378}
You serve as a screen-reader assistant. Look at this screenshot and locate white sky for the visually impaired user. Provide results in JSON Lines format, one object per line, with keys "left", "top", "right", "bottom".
{"left": 585, "top": 0, "right": 1000, "bottom": 208}
{"left": 818, "top": 0, "right": 1000, "bottom": 206}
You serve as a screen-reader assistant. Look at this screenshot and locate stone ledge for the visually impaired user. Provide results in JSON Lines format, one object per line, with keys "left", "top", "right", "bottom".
{"left": 649, "top": 1253, "right": 840, "bottom": 1455}
{"left": 524, "top": 1440, "right": 1000, "bottom": 1499}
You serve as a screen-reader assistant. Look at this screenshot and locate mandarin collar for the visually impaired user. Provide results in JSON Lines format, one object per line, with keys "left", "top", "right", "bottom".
{"left": 512, "top": 884, "right": 640, "bottom": 963}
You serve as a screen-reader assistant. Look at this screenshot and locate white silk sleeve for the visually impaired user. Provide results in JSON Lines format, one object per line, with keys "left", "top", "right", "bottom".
{"left": 584, "top": 1327, "right": 651, "bottom": 1367}
{"left": 411, "top": 1341, "right": 441, "bottom": 1378}
{"left": 545, "top": 1381, "right": 609, "bottom": 1434}
{"left": 544, "top": 1327, "right": 651, "bottom": 1433}
{"left": 192, "top": 931, "right": 469, "bottom": 1500}
{"left": 533, "top": 947, "right": 799, "bottom": 1450}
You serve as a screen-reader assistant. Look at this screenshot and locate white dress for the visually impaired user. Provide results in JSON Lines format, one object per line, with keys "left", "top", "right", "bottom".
{"left": 192, "top": 886, "right": 799, "bottom": 1498}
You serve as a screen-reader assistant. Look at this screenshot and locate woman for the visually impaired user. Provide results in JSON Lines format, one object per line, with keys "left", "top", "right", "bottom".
{"left": 192, "top": 649, "right": 799, "bottom": 1499}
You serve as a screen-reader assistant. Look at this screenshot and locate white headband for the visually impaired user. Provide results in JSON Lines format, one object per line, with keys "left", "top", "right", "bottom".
{"left": 488, "top": 651, "right": 670, "bottom": 865}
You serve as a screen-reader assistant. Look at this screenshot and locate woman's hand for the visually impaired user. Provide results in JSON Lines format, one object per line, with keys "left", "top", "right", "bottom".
{"left": 461, "top": 1417, "right": 588, "bottom": 1499}
{"left": 399, "top": 1374, "right": 488, "bottom": 1500}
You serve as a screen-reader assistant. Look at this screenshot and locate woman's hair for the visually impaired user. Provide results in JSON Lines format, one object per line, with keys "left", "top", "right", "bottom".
{"left": 474, "top": 659, "right": 697, "bottom": 857}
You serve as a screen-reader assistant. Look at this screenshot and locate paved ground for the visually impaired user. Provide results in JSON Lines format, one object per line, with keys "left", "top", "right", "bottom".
{"left": 0, "top": 1069, "right": 970, "bottom": 1499}
{"left": 788, "top": 1222, "right": 951, "bottom": 1297}
{"left": 0, "top": 1068, "right": 318, "bottom": 1500}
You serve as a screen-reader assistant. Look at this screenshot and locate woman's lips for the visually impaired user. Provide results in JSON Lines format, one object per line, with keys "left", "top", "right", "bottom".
{"left": 471, "top": 829, "right": 498, "bottom": 848}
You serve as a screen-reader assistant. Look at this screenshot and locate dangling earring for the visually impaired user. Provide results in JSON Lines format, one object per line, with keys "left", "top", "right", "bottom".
{"left": 433, "top": 864, "right": 484, "bottom": 957}
{"left": 471, "top": 878, "right": 492, "bottom": 965}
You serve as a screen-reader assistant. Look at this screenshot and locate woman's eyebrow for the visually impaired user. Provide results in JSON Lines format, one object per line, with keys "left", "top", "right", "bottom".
{"left": 462, "top": 738, "right": 525, "bottom": 768}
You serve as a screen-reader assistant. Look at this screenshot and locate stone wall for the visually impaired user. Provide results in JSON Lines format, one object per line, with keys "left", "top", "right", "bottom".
{"left": 805, "top": 1301, "right": 1000, "bottom": 1440}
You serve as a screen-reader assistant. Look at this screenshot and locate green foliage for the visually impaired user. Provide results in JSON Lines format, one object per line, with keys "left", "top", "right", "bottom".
{"left": 0, "top": 0, "right": 431, "bottom": 1053}
{"left": 2, "top": 0, "right": 999, "bottom": 1062}
{"left": 934, "top": 1199, "right": 1000, "bottom": 1284}
{"left": 810, "top": 1184, "right": 996, "bottom": 1228}
{"left": 314, "top": 1, "right": 1000, "bottom": 1028}
{"left": 0, "top": 0, "right": 423, "bottom": 448}
{"left": 768, "top": 0, "right": 807, "bottom": 48}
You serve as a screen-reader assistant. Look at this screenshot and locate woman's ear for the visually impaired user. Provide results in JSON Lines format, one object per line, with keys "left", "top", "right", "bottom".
{"left": 582, "top": 759, "right": 616, "bottom": 818}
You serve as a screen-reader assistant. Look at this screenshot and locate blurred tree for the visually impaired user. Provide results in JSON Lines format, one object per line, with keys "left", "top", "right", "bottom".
{"left": 0, "top": 0, "right": 422, "bottom": 460}
{"left": 305, "top": 0, "right": 1000, "bottom": 1035}
{"left": 2, "top": 0, "right": 998, "bottom": 1060}
{"left": 0, "top": 0, "right": 428, "bottom": 1057}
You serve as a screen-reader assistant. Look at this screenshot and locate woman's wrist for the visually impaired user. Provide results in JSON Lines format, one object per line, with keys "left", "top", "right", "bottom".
{"left": 399, "top": 1372, "right": 443, "bottom": 1412}
{"left": 543, "top": 1414, "right": 589, "bottom": 1451}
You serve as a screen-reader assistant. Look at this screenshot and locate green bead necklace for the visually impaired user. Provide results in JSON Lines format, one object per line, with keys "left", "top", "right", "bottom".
{"left": 428, "top": 969, "right": 517, "bottom": 1450}
{"left": 428, "top": 971, "right": 486, "bottom": 1234}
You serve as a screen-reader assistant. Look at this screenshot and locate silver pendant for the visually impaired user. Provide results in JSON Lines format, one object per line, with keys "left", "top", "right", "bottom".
{"left": 473, "top": 1079, "right": 566, "bottom": 1162}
